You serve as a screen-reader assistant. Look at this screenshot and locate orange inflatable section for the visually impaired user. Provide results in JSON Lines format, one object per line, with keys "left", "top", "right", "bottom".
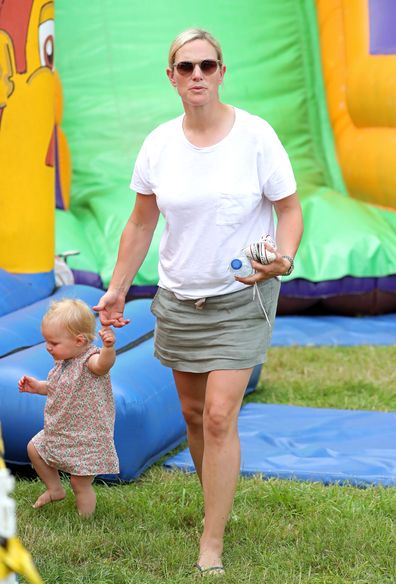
{"left": 316, "top": 0, "right": 396, "bottom": 210}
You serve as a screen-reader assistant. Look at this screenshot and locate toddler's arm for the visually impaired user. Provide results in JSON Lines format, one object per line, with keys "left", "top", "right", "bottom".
{"left": 87, "top": 327, "right": 116, "bottom": 376}
{"left": 18, "top": 375, "right": 48, "bottom": 395}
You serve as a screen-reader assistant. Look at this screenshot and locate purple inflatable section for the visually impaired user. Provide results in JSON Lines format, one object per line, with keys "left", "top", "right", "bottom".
{"left": 369, "top": 0, "right": 396, "bottom": 55}
{"left": 71, "top": 269, "right": 103, "bottom": 289}
{"left": 282, "top": 276, "right": 396, "bottom": 298}
{"left": 55, "top": 128, "right": 64, "bottom": 210}
{"left": 279, "top": 276, "right": 396, "bottom": 315}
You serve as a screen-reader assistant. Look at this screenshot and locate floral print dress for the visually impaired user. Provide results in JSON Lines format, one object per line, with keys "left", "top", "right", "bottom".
{"left": 32, "top": 345, "right": 119, "bottom": 476}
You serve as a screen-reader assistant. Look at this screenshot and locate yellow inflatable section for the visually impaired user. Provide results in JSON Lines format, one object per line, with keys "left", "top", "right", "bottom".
{"left": 316, "top": 0, "right": 396, "bottom": 210}
{"left": 0, "top": 0, "right": 59, "bottom": 277}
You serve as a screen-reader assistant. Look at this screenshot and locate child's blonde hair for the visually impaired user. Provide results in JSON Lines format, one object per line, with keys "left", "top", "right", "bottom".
{"left": 42, "top": 298, "right": 96, "bottom": 342}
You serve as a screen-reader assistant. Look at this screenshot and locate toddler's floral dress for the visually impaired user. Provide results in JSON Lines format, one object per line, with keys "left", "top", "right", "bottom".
{"left": 32, "top": 345, "right": 119, "bottom": 476}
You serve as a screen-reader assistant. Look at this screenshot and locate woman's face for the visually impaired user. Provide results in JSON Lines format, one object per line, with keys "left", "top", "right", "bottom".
{"left": 167, "top": 39, "right": 225, "bottom": 108}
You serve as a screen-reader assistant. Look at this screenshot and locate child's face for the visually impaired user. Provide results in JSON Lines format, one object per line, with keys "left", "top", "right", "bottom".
{"left": 41, "top": 321, "right": 87, "bottom": 361}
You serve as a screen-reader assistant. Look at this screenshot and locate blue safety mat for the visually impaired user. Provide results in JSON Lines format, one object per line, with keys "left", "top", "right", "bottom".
{"left": 164, "top": 403, "right": 396, "bottom": 486}
{"left": 272, "top": 313, "right": 396, "bottom": 346}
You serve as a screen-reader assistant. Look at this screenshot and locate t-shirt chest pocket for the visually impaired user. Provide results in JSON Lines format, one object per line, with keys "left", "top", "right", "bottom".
{"left": 216, "top": 192, "right": 256, "bottom": 226}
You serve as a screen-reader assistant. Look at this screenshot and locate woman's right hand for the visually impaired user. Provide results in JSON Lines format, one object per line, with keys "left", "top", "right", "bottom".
{"left": 93, "top": 289, "right": 130, "bottom": 328}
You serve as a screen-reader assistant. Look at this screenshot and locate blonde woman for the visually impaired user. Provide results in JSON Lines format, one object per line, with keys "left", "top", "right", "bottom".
{"left": 95, "top": 28, "right": 303, "bottom": 575}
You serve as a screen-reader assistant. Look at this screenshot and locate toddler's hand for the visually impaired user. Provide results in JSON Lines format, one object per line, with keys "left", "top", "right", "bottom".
{"left": 99, "top": 327, "right": 116, "bottom": 348}
{"left": 18, "top": 375, "right": 40, "bottom": 393}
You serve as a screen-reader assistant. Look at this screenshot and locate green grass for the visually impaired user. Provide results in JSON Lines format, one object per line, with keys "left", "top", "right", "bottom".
{"left": 251, "top": 346, "right": 396, "bottom": 411}
{"left": 14, "top": 346, "right": 396, "bottom": 583}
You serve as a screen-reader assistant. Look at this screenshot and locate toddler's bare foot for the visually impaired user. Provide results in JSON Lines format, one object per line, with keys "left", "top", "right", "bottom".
{"left": 78, "top": 509, "right": 95, "bottom": 519}
{"left": 32, "top": 488, "right": 66, "bottom": 509}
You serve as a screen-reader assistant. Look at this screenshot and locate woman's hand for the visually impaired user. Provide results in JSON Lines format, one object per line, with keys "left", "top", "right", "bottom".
{"left": 235, "top": 246, "right": 291, "bottom": 285}
{"left": 236, "top": 190, "right": 303, "bottom": 286}
{"left": 93, "top": 290, "right": 130, "bottom": 328}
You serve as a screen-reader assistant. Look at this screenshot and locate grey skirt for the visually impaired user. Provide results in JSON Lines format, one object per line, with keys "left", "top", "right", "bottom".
{"left": 150, "top": 278, "right": 281, "bottom": 373}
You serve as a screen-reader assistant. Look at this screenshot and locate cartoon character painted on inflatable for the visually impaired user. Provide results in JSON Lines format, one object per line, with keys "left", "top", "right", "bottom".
{"left": 0, "top": 0, "right": 70, "bottom": 304}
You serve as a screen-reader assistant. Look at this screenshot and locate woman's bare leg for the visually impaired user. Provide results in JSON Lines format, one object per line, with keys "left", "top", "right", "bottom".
{"left": 70, "top": 475, "right": 96, "bottom": 517}
{"left": 198, "top": 368, "right": 252, "bottom": 569}
{"left": 173, "top": 370, "right": 208, "bottom": 483}
{"left": 27, "top": 441, "right": 66, "bottom": 508}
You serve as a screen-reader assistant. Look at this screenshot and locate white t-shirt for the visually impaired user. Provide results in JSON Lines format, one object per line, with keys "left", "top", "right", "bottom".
{"left": 130, "top": 107, "right": 296, "bottom": 299}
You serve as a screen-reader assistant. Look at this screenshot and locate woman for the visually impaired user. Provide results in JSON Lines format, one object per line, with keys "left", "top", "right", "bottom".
{"left": 94, "top": 28, "right": 303, "bottom": 576}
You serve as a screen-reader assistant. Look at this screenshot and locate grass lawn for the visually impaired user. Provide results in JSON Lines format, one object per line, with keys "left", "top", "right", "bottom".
{"left": 14, "top": 346, "right": 396, "bottom": 583}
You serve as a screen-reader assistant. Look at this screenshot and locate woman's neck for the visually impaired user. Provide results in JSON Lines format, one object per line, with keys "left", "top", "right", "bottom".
{"left": 182, "top": 103, "right": 235, "bottom": 148}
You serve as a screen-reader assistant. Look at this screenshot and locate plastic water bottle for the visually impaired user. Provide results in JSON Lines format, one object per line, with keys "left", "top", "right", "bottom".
{"left": 229, "top": 255, "right": 254, "bottom": 277}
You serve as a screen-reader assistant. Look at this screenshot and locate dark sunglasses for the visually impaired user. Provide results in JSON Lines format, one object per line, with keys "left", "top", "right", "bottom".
{"left": 173, "top": 59, "right": 221, "bottom": 76}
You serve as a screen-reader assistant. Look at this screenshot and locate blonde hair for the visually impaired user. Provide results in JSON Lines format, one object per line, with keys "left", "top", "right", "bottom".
{"left": 42, "top": 298, "right": 96, "bottom": 342}
{"left": 168, "top": 28, "right": 223, "bottom": 68}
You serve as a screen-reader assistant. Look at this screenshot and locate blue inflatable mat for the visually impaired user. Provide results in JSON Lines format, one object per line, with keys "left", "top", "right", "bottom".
{"left": 0, "top": 285, "right": 155, "bottom": 358}
{"left": 165, "top": 403, "right": 396, "bottom": 486}
{"left": 0, "top": 285, "right": 104, "bottom": 358}
{"left": 272, "top": 313, "right": 396, "bottom": 346}
{"left": 0, "top": 287, "right": 261, "bottom": 482}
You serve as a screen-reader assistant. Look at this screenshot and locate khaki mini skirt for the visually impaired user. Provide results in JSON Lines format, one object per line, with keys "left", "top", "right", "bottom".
{"left": 150, "top": 278, "right": 281, "bottom": 373}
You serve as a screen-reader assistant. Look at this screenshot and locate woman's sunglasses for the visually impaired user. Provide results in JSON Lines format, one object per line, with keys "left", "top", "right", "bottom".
{"left": 173, "top": 59, "right": 221, "bottom": 77}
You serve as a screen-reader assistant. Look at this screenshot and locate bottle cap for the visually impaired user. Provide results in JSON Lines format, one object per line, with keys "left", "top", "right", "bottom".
{"left": 231, "top": 259, "right": 242, "bottom": 270}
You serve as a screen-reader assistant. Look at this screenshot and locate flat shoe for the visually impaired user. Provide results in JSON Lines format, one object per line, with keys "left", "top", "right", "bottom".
{"left": 195, "top": 563, "right": 225, "bottom": 577}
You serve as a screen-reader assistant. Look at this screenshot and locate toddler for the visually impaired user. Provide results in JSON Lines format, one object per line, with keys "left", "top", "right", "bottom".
{"left": 18, "top": 298, "right": 119, "bottom": 517}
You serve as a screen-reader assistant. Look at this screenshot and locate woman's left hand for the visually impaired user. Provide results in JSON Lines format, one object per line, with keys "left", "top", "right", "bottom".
{"left": 234, "top": 249, "right": 290, "bottom": 285}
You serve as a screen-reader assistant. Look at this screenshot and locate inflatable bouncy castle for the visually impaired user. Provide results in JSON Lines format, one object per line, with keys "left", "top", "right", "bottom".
{"left": 53, "top": 0, "right": 396, "bottom": 315}
{"left": 0, "top": 0, "right": 395, "bottom": 480}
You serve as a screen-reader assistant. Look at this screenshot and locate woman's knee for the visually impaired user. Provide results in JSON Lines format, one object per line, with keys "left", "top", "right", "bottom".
{"left": 174, "top": 370, "right": 206, "bottom": 429}
{"left": 204, "top": 405, "right": 236, "bottom": 440}
{"left": 180, "top": 398, "right": 204, "bottom": 428}
{"left": 181, "top": 402, "right": 204, "bottom": 429}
